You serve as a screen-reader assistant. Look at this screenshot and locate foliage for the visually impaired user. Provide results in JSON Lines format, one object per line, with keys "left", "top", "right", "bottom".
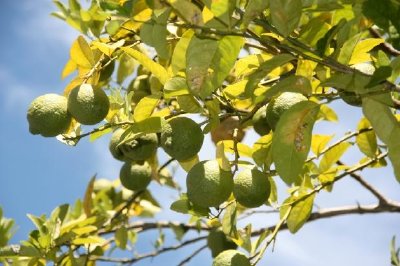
{"left": 2, "top": 0, "right": 400, "bottom": 265}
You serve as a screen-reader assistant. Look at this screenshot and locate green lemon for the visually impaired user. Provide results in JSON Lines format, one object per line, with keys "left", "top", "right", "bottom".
{"left": 265, "top": 92, "right": 308, "bottom": 130}
{"left": 233, "top": 168, "right": 270, "bottom": 208}
{"left": 160, "top": 117, "right": 204, "bottom": 161}
{"left": 186, "top": 160, "right": 233, "bottom": 208}
{"left": 252, "top": 105, "right": 271, "bottom": 135}
{"left": 120, "top": 161, "right": 152, "bottom": 191}
{"left": 67, "top": 84, "right": 110, "bottom": 125}
{"left": 212, "top": 250, "right": 251, "bottom": 266}
{"left": 207, "top": 230, "right": 238, "bottom": 258}
{"left": 27, "top": 93, "right": 72, "bottom": 137}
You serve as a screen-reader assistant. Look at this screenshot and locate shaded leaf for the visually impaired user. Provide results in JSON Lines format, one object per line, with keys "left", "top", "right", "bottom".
{"left": 356, "top": 118, "right": 377, "bottom": 158}
{"left": 269, "top": 0, "right": 302, "bottom": 37}
{"left": 83, "top": 175, "right": 96, "bottom": 217}
{"left": 286, "top": 193, "right": 315, "bottom": 233}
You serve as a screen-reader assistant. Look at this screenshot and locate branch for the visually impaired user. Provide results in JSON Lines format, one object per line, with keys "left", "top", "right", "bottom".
{"left": 177, "top": 245, "right": 207, "bottom": 266}
{"left": 92, "top": 236, "right": 207, "bottom": 264}
{"left": 337, "top": 160, "right": 391, "bottom": 205}
{"left": 369, "top": 27, "right": 400, "bottom": 56}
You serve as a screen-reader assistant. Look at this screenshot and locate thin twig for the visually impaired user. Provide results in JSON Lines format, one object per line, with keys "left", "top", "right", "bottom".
{"left": 177, "top": 245, "right": 207, "bottom": 266}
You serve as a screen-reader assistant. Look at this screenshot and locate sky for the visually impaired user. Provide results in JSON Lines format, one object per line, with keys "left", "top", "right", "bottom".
{"left": 0, "top": 1, "right": 399, "bottom": 265}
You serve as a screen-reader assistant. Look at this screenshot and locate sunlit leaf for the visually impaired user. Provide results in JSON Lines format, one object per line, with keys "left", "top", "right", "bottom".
{"left": 319, "top": 142, "right": 351, "bottom": 173}
{"left": 356, "top": 118, "right": 377, "bottom": 158}
{"left": 70, "top": 36, "right": 95, "bottom": 68}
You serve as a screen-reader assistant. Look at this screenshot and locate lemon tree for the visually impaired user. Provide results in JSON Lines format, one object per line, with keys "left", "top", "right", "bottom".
{"left": 3, "top": 1, "right": 400, "bottom": 265}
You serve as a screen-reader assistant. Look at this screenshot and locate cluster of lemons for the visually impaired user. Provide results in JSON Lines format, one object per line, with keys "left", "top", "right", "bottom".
{"left": 27, "top": 84, "right": 109, "bottom": 137}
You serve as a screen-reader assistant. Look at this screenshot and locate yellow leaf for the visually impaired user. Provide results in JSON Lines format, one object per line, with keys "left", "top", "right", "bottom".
{"left": 63, "top": 76, "right": 83, "bottom": 96}
{"left": 178, "top": 155, "right": 199, "bottom": 172}
{"left": 311, "top": 134, "right": 334, "bottom": 156}
{"left": 349, "top": 38, "right": 384, "bottom": 65}
{"left": 121, "top": 46, "right": 169, "bottom": 84}
{"left": 133, "top": 93, "right": 161, "bottom": 122}
{"left": 92, "top": 39, "right": 125, "bottom": 57}
{"left": 221, "top": 140, "right": 253, "bottom": 158}
{"left": 70, "top": 36, "right": 95, "bottom": 68}
{"left": 216, "top": 141, "right": 231, "bottom": 171}
{"left": 72, "top": 236, "right": 106, "bottom": 245}
{"left": 62, "top": 58, "right": 77, "bottom": 79}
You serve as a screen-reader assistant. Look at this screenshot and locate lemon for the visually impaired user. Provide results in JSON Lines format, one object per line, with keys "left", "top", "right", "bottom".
{"left": 207, "top": 230, "right": 237, "bottom": 258}
{"left": 212, "top": 250, "right": 251, "bottom": 266}
{"left": 67, "top": 84, "right": 110, "bottom": 125}
{"left": 186, "top": 160, "right": 233, "bottom": 208}
{"left": 265, "top": 92, "right": 307, "bottom": 130}
{"left": 120, "top": 161, "right": 152, "bottom": 191}
{"left": 27, "top": 93, "right": 72, "bottom": 137}
{"left": 252, "top": 105, "right": 271, "bottom": 135}
{"left": 160, "top": 117, "right": 204, "bottom": 161}
{"left": 233, "top": 168, "right": 270, "bottom": 208}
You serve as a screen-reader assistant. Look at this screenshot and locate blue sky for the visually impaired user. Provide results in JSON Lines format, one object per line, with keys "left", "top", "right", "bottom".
{"left": 0, "top": 1, "right": 399, "bottom": 265}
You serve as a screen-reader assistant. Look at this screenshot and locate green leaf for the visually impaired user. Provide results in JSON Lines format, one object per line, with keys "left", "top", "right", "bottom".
{"left": 121, "top": 47, "right": 169, "bottom": 84}
{"left": 170, "top": 0, "right": 204, "bottom": 25}
{"left": 186, "top": 35, "right": 244, "bottom": 98}
{"left": 362, "top": 97, "right": 400, "bottom": 182}
{"left": 263, "top": 75, "right": 312, "bottom": 99}
{"left": 72, "top": 236, "right": 105, "bottom": 245}
{"left": 245, "top": 54, "right": 295, "bottom": 97}
{"left": 222, "top": 201, "right": 237, "bottom": 238}
{"left": 89, "top": 127, "right": 112, "bottom": 142}
{"left": 319, "top": 142, "right": 351, "bottom": 173}
{"left": 348, "top": 38, "right": 384, "bottom": 65}
{"left": 129, "top": 116, "right": 165, "bottom": 134}
{"left": 210, "top": 0, "right": 236, "bottom": 28}
{"left": 83, "top": 175, "right": 96, "bottom": 217}
{"left": 337, "top": 33, "right": 363, "bottom": 65}
{"left": 133, "top": 93, "right": 161, "bottom": 122}
{"left": 252, "top": 134, "right": 273, "bottom": 167}
{"left": 356, "top": 118, "right": 377, "bottom": 158}
{"left": 272, "top": 101, "right": 320, "bottom": 185}
{"left": 269, "top": 0, "right": 302, "bottom": 37}
{"left": 115, "top": 227, "right": 128, "bottom": 250}
{"left": 286, "top": 193, "right": 315, "bottom": 233}
{"left": 177, "top": 95, "right": 202, "bottom": 113}
{"left": 171, "top": 30, "right": 194, "bottom": 74}
{"left": 140, "top": 9, "right": 170, "bottom": 59}
{"left": 366, "top": 66, "right": 392, "bottom": 88}
{"left": 170, "top": 223, "right": 188, "bottom": 241}
{"left": 241, "top": 0, "right": 269, "bottom": 28}
{"left": 70, "top": 36, "right": 95, "bottom": 68}
{"left": 163, "top": 76, "right": 190, "bottom": 99}
{"left": 117, "top": 53, "right": 137, "bottom": 84}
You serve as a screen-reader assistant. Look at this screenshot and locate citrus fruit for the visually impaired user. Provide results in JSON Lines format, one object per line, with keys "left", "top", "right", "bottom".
{"left": 186, "top": 160, "right": 233, "bottom": 208}
{"left": 212, "top": 250, "right": 251, "bottom": 266}
{"left": 160, "top": 116, "right": 204, "bottom": 161}
{"left": 233, "top": 168, "right": 270, "bottom": 208}
{"left": 67, "top": 84, "right": 110, "bottom": 125}
{"left": 252, "top": 105, "right": 271, "bottom": 135}
{"left": 27, "top": 93, "right": 72, "bottom": 137}
{"left": 120, "top": 161, "right": 152, "bottom": 191}
{"left": 207, "top": 230, "right": 238, "bottom": 258}
{"left": 265, "top": 92, "right": 308, "bottom": 130}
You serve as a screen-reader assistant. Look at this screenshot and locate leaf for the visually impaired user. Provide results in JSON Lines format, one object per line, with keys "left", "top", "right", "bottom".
{"left": 133, "top": 93, "right": 161, "bottom": 122}
{"left": 163, "top": 76, "right": 190, "bottom": 98}
{"left": 241, "top": 0, "right": 269, "bottom": 28}
{"left": 245, "top": 54, "right": 295, "bottom": 97}
{"left": 169, "top": 0, "right": 203, "bottom": 25}
{"left": 210, "top": 0, "right": 236, "bottom": 27}
{"left": 117, "top": 53, "right": 136, "bottom": 84}
{"left": 92, "top": 39, "right": 125, "bottom": 57}
{"left": 220, "top": 140, "right": 253, "bottom": 158}
{"left": 362, "top": 97, "right": 400, "bottom": 182}
{"left": 286, "top": 193, "right": 315, "bottom": 233}
{"left": 319, "top": 142, "right": 351, "bottom": 173}
{"left": 317, "top": 104, "right": 338, "bottom": 122}
{"left": 72, "top": 236, "right": 105, "bottom": 245}
{"left": 62, "top": 59, "right": 77, "bottom": 79}
{"left": 171, "top": 30, "right": 194, "bottom": 74}
{"left": 222, "top": 201, "right": 237, "bottom": 238}
{"left": 186, "top": 35, "right": 244, "bottom": 98}
{"left": 121, "top": 46, "right": 169, "bottom": 84}
{"left": 366, "top": 66, "right": 392, "bottom": 88}
{"left": 83, "top": 175, "right": 96, "bottom": 217}
{"left": 70, "top": 36, "right": 95, "bottom": 68}
{"left": 216, "top": 141, "right": 232, "bottom": 171}
{"left": 356, "top": 118, "right": 377, "bottom": 158}
{"left": 349, "top": 38, "right": 384, "bottom": 65}
{"left": 129, "top": 116, "right": 165, "bottom": 134}
{"left": 272, "top": 101, "right": 320, "bottom": 185}
{"left": 177, "top": 95, "right": 202, "bottom": 113}
{"left": 263, "top": 75, "right": 312, "bottom": 99}
{"left": 89, "top": 127, "right": 112, "bottom": 142}
{"left": 115, "top": 227, "right": 128, "bottom": 250}
{"left": 311, "top": 134, "right": 334, "bottom": 156}
{"left": 269, "top": 0, "right": 302, "bottom": 37}
{"left": 178, "top": 155, "right": 199, "bottom": 171}
{"left": 140, "top": 9, "right": 170, "bottom": 59}
{"left": 252, "top": 134, "right": 273, "bottom": 167}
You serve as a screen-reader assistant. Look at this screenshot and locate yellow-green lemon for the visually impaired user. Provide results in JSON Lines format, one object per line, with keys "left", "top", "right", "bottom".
{"left": 120, "top": 161, "right": 152, "bottom": 191}
{"left": 207, "top": 230, "right": 237, "bottom": 258}
{"left": 27, "top": 93, "right": 72, "bottom": 137}
{"left": 212, "top": 250, "right": 251, "bottom": 266}
{"left": 67, "top": 84, "right": 110, "bottom": 125}
{"left": 160, "top": 117, "right": 204, "bottom": 161}
{"left": 233, "top": 168, "right": 270, "bottom": 208}
{"left": 252, "top": 105, "right": 271, "bottom": 135}
{"left": 109, "top": 129, "right": 158, "bottom": 161}
{"left": 186, "top": 160, "right": 233, "bottom": 208}
{"left": 265, "top": 92, "right": 308, "bottom": 130}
